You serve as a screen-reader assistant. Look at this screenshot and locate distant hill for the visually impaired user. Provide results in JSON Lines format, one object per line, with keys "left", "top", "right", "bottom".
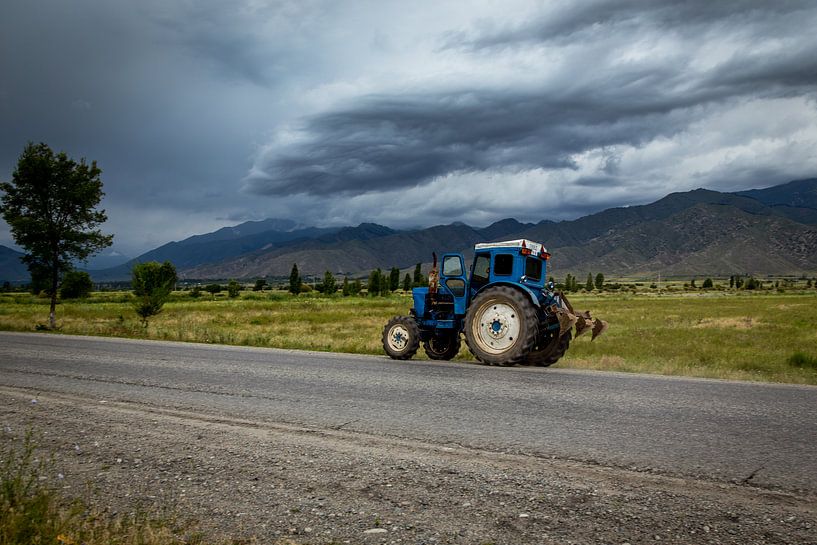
{"left": 548, "top": 202, "right": 817, "bottom": 276}
{"left": 0, "top": 245, "right": 27, "bottom": 282}
{"left": 182, "top": 178, "right": 817, "bottom": 280}
{"left": 736, "top": 178, "right": 817, "bottom": 209}
{"left": 3, "top": 179, "right": 816, "bottom": 283}
{"left": 89, "top": 220, "right": 342, "bottom": 281}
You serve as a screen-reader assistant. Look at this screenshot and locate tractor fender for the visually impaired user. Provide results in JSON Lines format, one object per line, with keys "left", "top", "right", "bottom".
{"left": 412, "top": 287, "right": 429, "bottom": 316}
{"left": 473, "top": 282, "right": 542, "bottom": 309}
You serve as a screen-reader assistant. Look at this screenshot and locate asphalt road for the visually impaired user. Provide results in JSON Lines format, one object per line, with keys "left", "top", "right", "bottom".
{"left": 1, "top": 331, "right": 815, "bottom": 494}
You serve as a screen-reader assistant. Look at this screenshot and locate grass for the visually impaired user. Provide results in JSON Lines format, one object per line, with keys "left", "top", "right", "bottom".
{"left": 561, "top": 291, "right": 817, "bottom": 384}
{"left": 1, "top": 289, "right": 817, "bottom": 384}
{"left": 0, "top": 430, "right": 214, "bottom": 545}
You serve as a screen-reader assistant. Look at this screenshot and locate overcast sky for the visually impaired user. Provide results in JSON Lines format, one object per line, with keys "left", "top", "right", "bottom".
{"left": 2, "top": 0, "right": 816, "bottom": 257}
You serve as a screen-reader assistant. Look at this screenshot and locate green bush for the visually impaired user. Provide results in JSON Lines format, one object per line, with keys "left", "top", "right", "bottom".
{"left": 131, "top": 261, "right": 177, "bottom": 326}
{"left": 787, "top": 352, "right": 817, "bottom": 369}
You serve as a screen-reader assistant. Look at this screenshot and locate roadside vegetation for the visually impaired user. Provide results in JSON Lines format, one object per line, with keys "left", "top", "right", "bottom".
{"left": 1, "top": 279, "right": 816, "bottom": 385}
{"left": 0, "top": 429, "right": 222, "bottom": 545}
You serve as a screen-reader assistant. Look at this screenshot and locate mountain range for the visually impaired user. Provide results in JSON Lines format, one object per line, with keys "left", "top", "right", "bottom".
{"left": 1, "top": 178, "right": 816, "bottom": 283}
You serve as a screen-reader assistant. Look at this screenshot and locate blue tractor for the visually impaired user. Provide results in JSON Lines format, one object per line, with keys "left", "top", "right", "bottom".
{"left": 382, "top": 239, "right": 607, "bottom": 366}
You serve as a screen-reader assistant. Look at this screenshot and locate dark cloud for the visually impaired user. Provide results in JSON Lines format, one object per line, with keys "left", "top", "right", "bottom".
{"left": 245, "top": 85, "right": 684, "bottom": 196}
{"left": 2, "top": 0, "right": 816, "bottom": 255}
{"left": 245, "top": 1, "right": 817, "bottom": 199}
{"left": 247, "top": 16, "right": 817, "bottom": 200}
{"left": 449, "top": 0, "right": 815, "bottom": 50}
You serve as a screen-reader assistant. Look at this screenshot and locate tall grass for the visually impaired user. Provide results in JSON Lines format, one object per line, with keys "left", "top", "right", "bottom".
{"left": 1, "top": 290, "right": 816, "bottom": 384}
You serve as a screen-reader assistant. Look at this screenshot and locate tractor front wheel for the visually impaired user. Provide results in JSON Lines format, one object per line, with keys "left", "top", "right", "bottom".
{"left": 464, "top": 286, "right": 538, "bottom": 366}
{"left": 424, "top": 333, "right": 461, "bottom": 360}
{"left": 382, "top": 316, "right": 420, "bottom": 360}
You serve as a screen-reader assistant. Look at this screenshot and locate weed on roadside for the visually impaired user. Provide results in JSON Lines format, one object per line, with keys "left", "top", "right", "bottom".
{"left": 0, "top": 429, "right": 244, "bottom": 545}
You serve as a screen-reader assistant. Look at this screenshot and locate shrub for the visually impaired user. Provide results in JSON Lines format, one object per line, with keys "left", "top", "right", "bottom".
{"left": 131, "top": 261, "right": 177, "bottom": 326}
{"left": 787, "top": 352, "right": 817, "bottom": 369}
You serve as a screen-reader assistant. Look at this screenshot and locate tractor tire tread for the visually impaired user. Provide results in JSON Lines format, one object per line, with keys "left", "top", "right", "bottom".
{"left": 382, "top": 315, "right": 420, "bottom": 360}
{"left": 464, "top": 286, "right": 538, "bottom": 366}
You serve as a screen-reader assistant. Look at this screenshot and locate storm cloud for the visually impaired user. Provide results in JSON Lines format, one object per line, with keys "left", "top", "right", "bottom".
{"left": 2, "top": 0, "right": 816, "bottom": 255}
{"left": 246, "top": 0, "right": 817, "bottom": 199}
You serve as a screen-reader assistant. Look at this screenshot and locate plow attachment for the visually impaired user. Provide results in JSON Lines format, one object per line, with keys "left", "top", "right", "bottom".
{"left": 553, "top": 294, "right": 608, "bottom": 341}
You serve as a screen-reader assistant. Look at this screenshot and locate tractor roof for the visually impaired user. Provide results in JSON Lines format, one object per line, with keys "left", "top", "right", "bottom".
{"left": 474, "top": 239, "right": 547, "bottom": 254}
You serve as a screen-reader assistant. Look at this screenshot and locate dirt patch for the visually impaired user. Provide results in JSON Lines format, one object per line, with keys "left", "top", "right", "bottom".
{"left": 694, "top": 317, "right": 760, "bottom": 329}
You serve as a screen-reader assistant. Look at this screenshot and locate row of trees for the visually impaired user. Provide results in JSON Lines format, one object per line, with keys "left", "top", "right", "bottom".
{"left": 561, "top": 273, "right": 605, "bottom": 292}
{"left": 288, "top": 263, "right": 427, "bottom": 296}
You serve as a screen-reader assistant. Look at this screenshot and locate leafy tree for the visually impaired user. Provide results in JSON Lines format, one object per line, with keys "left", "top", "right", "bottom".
{"left": 379, "top": 273, "right": 390, "bottom": 296}
{"left": 132, "top": 261, "right": 177, "bottom": 326}
{"left": 702, "top": 278, "right": 714, "bottom": 289}
{"left": 351, "top": 279, "right": 362, "bottom": 296}
{"left": 289, "top": 263, "right": 301, "bottom": 295}
{"left": 585, "top": 273, "right": 594, "bottom": 291}
{"left": 323, "top": 270, "right": 337, "bottom": 295}
{"left": 0, "top": 142, "right": 113, "bottom": 328}
{"left": 403, "top": 273, "right": 412, "bottom": 292}
{"left": 745, "top": 276, "right": 758, "bottom": 290}
{"left": 205, "top": 283, "right": 222, "bottom": 297}
{"left": 342, "top": 276, "right": 350, "bottom": 296}
{"left": 227, "top": 280, "right": 241, "bottom": 298}
{"left": 690, "top": 278, "right": 697, "bottom": 288}
{"left": 594, "top": 273, "right": 605, "bottom": 291}
{"left": 734, "top": 275, "right": 744, "bottom": 289}
{"left": 729, "top": 275, "right": 735, "bottom": 289}
{"left": 389, "top": 267, "right": 400, "bottom": 292}
{"left": 253, "top": 279, "right": 267, "bottom": 291}
{"left": 190, "top": 286, "right": 202, "bottom": 298}
{"left": 59, "top": 270, "right": 93, "bottom": 299}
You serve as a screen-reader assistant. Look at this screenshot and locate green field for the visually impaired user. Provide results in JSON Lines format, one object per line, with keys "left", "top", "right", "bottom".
{"left": 1, "top": 289, "right": 816, "bottom": 385}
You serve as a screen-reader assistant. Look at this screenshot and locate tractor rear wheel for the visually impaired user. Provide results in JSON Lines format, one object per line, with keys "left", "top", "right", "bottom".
{"left": 424, "top": 333, "right": 461, "bottom": 360}
{"left": 382, "top": 316, "right": 420, "bottom": 360}
{"left": 464, "top": 286, "right": 538, "bottom": 366}
{"left": 525, "top": 331, "right": 571, "bottom": 367}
